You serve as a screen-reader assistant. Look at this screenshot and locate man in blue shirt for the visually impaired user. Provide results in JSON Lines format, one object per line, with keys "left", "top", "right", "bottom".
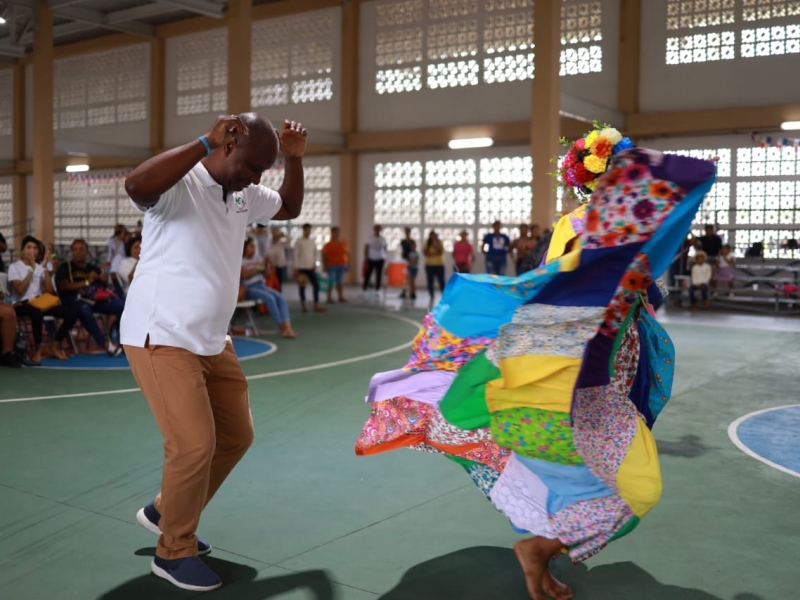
{"left": 482, "top": 220, "right": 510, "bottom": 275}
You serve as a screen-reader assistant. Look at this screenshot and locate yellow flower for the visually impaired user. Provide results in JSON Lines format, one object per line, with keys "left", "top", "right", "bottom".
{"left": 584, "top": 154, "right": 608, "bottom": 174}
{"left": 585, "top": 179, "right": 598, "bottom": 191}
{"left": 599, "top": 128, "right": 623, "bottom": 145}
{"left": 585, "top": 130, "right": 599, "bottom": 146}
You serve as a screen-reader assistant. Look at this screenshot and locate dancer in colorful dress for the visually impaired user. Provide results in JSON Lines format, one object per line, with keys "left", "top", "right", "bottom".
{"left": 354, "top": 126, "right": 716, "bottom": 599}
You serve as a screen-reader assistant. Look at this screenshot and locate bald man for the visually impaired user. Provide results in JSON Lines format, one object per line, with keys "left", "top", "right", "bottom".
{"left": 122, "top": 113, "right": 308, "bottom": 591}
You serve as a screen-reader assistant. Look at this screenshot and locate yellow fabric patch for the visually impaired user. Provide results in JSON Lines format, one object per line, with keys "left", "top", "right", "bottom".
{"left": 558, "top": 248, "right": 582, "bottom": 272}
{"left": 616, "top": 419, "right": 663, "bottom": 518}
{"left": 486, "top": 355, "right": 580, "bottom": 413}
{"left": 546, "top": 205, "right": 586, "bottom": 264}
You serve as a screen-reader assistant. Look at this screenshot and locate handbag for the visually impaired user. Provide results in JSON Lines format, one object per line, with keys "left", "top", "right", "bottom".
{"left": 28, "top": 293, "right": 60, "bottom": 312}
{"left": 68, "top": 261, "right": 117, "bottom": 305}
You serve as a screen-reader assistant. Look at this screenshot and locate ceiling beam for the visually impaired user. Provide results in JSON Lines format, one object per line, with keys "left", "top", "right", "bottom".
{"left": 50, "top": 5, "right": 155, "bottom": 37}
{"left": 0, "top": 42, "right": 27, "bottom": 57}
{"left": 17, "top": 21, "right": 96, "bottom": 45}
{"left": 46, "top": 0, "right": 90, "bottom": 7}
{"left": 106, "top": 4, "right": 180, "bottom": 25}
{"left": 154, "top": 0, "right": 225, "bottom": 18}
{"left": 626, "top": 104, "right": 800, "bottom": 138}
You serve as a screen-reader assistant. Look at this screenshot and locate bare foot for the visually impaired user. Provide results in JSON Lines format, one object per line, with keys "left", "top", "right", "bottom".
{"left": 544, "top": 570, "right": 573, "bottom": 600}
{"left": 514, "top": 538, "right": 569, "bottom": 600}
{"left": 50, "top": 343, "right": 68, "bottom": 360}
{"left": 30, "top": 349, "right": 43, "bottom": 363}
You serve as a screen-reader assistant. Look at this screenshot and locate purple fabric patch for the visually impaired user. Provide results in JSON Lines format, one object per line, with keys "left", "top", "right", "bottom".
{"left": 366, "top": 369, "right": 457, "bottom": 406}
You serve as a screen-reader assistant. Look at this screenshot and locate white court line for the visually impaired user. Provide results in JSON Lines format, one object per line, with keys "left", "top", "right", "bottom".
{"left": 0, "top": 310, "right": 422, "bottom": 405}
{"left": 727, "top": 404, "right": 800, "bottom": 480}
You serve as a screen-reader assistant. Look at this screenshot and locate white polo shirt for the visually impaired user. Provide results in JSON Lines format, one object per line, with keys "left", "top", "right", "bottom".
{"left": 120, "top": 162, "right": 283, "bottom": 356}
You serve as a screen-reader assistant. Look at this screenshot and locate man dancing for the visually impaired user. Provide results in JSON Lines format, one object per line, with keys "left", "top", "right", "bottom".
{"left": 122, "top": 113, "right": 308, "bottom": 591}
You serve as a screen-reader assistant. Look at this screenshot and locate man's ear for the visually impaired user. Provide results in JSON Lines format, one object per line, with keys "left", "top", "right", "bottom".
{"left": 223, "top": 137, "right": 238, "bottom": 157}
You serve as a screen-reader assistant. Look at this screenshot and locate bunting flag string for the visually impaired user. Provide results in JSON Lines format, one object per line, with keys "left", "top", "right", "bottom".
{"left": 65, "top": 170, "right": 132, "bottom": 185}
{"left": 751, "top": 132, "right": 800, "bottom": 150}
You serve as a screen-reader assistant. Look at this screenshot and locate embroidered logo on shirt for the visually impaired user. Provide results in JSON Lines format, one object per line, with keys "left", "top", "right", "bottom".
{"left": 234, "top": 195, "right": 247, "bottom": 213}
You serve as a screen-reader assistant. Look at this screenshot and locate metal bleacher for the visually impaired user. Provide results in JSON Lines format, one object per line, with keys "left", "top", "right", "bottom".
{"left": 670, "top": 258, "right": 800, "bottom": 315}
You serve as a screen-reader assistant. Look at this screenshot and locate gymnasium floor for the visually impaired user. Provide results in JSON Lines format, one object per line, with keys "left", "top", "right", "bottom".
{"left": 0, "top": 294, "right": 798, "bottom": 600}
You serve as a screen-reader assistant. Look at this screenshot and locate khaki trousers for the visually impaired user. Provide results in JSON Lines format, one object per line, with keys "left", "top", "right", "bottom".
{"left": 125, "top": 338, "right": 254, "bottom": 560}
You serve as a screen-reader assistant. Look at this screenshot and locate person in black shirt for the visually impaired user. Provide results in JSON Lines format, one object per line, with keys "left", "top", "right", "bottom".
{"left": 697, "top": 225, "right": 723, "bottom": 263}
{"left": 399, "top": 227, "right": 414, "bottom": 299}
{"left": 0, "top": 231, "right": 7, "bottom": 272}
{"left": 55, "top": 239, "right": 125, "bottom": 357}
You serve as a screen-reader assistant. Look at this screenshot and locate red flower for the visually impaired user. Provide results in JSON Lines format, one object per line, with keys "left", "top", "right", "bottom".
{"left": 601, "top": 230, "right": 621, "bottom": 246}
{"left": 563, "top": 149, "right": 578, "bottom": 168}
{"left": 573, "top": 163, "right": 593, "bottom": 184}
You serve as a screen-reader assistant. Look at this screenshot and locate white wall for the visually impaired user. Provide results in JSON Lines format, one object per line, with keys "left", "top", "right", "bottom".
{"left": 165, "top": 8, "right": 342, "bottom": 149}
{"left": 0, "top": 136, "right": 11, "bottom": 162}
{"left": 639, "top": 0, "right": 800, "bottom": 112}
{"left": 358, "top": 0, "right": 620, "bottom": 132}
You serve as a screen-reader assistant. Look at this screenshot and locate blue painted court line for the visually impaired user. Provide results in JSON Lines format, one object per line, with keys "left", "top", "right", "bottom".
{"left": 730, "top": 405, "right": 800, "bottom": 478}
{"left": 38, "top": 337, "right": 277, "bottom": 370}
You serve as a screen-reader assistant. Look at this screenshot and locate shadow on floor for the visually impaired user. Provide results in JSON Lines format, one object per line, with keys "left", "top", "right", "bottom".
{"left": 656, "top": 434, "right": 714, "bottom": 458}
{"left": 379, "top": 546, "right": 762, "bottom": 600}
{"left": 96, "top": 548, "right": 336, "bottom": 600}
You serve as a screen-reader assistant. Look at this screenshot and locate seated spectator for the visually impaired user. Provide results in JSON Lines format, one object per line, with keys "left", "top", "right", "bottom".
{"left": 0, "top": 303, "right": 21, "bottom": 367}
{"left": 690, "top": 250, "right": 713, "bottom": 310}
{"left": 9, "top": 235, "right": 77, "bottom": 363}
{"left": 55, "top": 239, "right": 124, "bottom": 357}
{"left": 117, "top": 234, "right": 142, "bottom": 290}
{"left": 322, "top": 226, "right": 349, "bottom": 303}
{"left": 241, "top": 239, "right": 297, "bottom": 338}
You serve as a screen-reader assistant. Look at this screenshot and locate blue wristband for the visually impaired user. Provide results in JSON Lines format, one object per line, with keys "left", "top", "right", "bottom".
{"left": 198, "top": 136, "right": 211, "bottom": 157}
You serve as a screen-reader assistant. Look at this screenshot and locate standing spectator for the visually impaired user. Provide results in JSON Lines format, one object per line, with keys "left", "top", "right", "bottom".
{"left": 510, "top": 224, "right": 535, "bottom": 275}
{"left": 714, "top": 244, "right": 736, "bottom": 296}
{"left": 322, "top": 226, "right": 349, "bottom": 303}
{"left": 697, "top": 225, "right": 723, "bottom": 264}
{"left": 398, "top": 227, "right": 414, "bottom": 298}
{"left": 406, "top": 240, "right": 419, "bottom": 300}
{"left": 482, "top": 220, "right": 510, "bottom": 275}
{"left": 363, "top": 224, "right": 387, "bottom": 292}
{"left": 107, "top": 224, "right": 128, "bottom": 273}
{"left": 117, "top": 234, "right": 142, "bottom": 291}
{"left": 530, "top": 223, "right": 542, "bottom": 244}
{"left": 267, "top": 227, "right": 288, "bottom": 290}
{"left": 453, "top": 229, "right": 474, "bottom": 273}
{"left": 251, "top": 223, "right": 271, "bottom": 259}
{"left": 690, "top": 250, "right": 713, "bottom": 310}
{"left": 9, "top": 235, "right": 77, "bottom": 362}
{"left": 293, "top": 223, "right": 326, "bottom": 313}
{"left": 424, "top": 230, "right": 446, "bottom": 307}
{"left": 241, "top": 239, "right": 297, "bottom": 338}
{"left": 56, "top": 239, "right": 124, "bottom": 356}
{"left": 0, "top": 230, "right": 7, "bottom": 272}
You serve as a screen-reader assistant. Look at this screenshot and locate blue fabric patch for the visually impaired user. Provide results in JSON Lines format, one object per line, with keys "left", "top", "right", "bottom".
{"left": 516, "top": 454, "right": 614, "bottom": 515}
{"left": 529, "top": 244, "right": 644, "bottom": 308}
{"left": 631, "top": 321, "right": 655, "bottom": 428}
{"left": 638, "top": 312, "right": 675, "bottom": 424}
{"left": 432, "top": 260, "right": 561, "bottom": 339}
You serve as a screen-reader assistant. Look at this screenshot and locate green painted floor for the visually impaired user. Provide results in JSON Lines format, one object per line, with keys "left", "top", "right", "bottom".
{"left": 0, "top": 303, "right": 797, "bottom": 600}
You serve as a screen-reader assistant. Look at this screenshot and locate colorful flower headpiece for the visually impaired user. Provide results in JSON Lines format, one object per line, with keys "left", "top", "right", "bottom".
{"left": 555, "top": 122, "right": 634, "bottom": 203}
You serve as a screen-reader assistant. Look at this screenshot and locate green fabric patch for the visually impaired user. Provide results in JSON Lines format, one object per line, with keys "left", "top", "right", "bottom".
{"left": 489, "top": 407, "right": 583, "bottom": 465}
{"left": 608, "top": 514, "right": 640, "bottom": 543}
{"left": 440, "top": 351, "right": 499, "bottom": 430}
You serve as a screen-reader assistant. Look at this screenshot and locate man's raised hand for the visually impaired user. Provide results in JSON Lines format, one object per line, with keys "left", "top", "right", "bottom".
{"left": 204, "top": 115, "right": 249, "bottom": 150}
{"left": 279, "top": 120, "right": 308, "bottom": 158}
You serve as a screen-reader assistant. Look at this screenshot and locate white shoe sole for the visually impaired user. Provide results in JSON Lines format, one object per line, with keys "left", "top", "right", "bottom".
{"left": 150, "top": 560, "right": 221, "bottom": 592}
{"left": 136, "top": 508, "right": 212, "bottom": 555}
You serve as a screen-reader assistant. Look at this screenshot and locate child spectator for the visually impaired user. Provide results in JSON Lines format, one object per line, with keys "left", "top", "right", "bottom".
{"left": 690, "top": 250, "right": 713, "bottom": 310}
{"left": 715, "top": 244, "right": 735, "bottom": 296}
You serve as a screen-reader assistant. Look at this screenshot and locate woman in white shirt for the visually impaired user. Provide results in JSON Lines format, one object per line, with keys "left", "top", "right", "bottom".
{"left": 117, "top": 235, "right": 142, "bottom": 291}
{"left": 241, "top": 239, "right": 297, "bottom": 338}
{"left": 266, "top": 228, "right": 288, "bottom": 290}
{"left": 9, "top": 235, "right": 78, "bottom": 362}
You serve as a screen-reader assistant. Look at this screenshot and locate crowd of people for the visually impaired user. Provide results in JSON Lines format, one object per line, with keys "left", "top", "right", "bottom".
{"left": 670, "top": 224, "right": 738, "bottom": 309}
{"left": 0, "top": 226, "right": 137, "bottom": 366}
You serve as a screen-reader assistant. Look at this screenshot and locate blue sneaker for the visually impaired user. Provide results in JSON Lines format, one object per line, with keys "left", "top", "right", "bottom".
{"left": 151, "top": 556, "right": 221, "bottom": 591}
{"left": 136, "top": 502, "right": 212, "bottom": 556}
